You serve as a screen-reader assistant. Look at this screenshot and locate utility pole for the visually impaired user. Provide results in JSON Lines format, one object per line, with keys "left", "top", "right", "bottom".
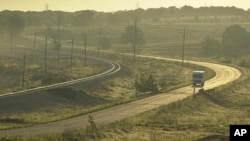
{"left": 57, "top": 34, "right": 61, "bottom": 62}
{"left": 32, "top": 32, "right": 37, "bottom": 58}
{"left": 98, "top": 25, "right": 102, "bottom": 57}
{"left": 181, "top": 27, "right": 187, "bottom": 68}
{"left": 10, "top": 30, "right": 13, "bottom": 55}
{"left": 45, "top": 34, "right": 47, "bottom": 74}
{"left": 57, "top": 14, "right": 61, "bottom": 62}
{"left": 133, "top": 15, "right": 137, "bottom": 62}
{"left": 84, "top": 34, "right": 87, "bottom": 67}
{"left": 70, "top": 38, "right": 74, "bottom": 73}
{"left": 22, "top": 55, "right": 26, "bottom": 90}
{"left": 133, "top": 1, "right": 139, "bottom": 62}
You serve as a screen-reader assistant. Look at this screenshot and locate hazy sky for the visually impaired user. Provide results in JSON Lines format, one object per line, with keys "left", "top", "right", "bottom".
{"left": 0, "top": 0, "right": 249, "bottom": 12}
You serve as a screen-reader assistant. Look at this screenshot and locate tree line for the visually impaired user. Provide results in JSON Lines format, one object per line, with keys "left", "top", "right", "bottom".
{"left": 1, "top": 5, "right": 250, "bottom": 31}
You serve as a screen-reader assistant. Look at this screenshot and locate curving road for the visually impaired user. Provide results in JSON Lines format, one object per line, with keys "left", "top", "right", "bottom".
{"left": 0, "top": 57, "right": 121, "bottom": 98}
{"left": 0, "top": 55, "right": 241, "bottom": 137}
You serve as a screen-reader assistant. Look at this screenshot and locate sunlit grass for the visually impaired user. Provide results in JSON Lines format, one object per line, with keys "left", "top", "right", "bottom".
{"left": 0, "top": 22, "right": 246, "bottom": 140}
{"left": 0, "top": 51, "right": 215, "bottom": 130}
{"left": 88, "top": 67, "right": 248, "bottom": 141}
{"left": 0, "top": 54, "right": 103, "bottom": 94}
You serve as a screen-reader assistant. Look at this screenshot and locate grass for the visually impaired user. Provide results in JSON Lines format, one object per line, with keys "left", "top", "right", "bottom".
{"left": 0, "top": 22, "right": 247, "bottom": 140}
{"left": 0, "top": 52, "right": 214, "bottom": 130}
{"left": 0, "top": 59, "right": 103, "bottom": 94}
{"left": 0, "top": 22, "right": 216, "bottom": 128}
{"left": 0, "top": 43, "right": 104, "bottom": 94}
{"left": 91, "top": 52, "right": 215, "bottom": 100}
{"left": 83, "top": 67, "right": 248, "bottom": 141}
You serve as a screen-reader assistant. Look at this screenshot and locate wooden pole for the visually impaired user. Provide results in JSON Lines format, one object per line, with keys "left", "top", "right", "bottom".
{"left": 181, "top": 27, "right": 186, "bottom": 68}
{"left": 45, "top": 34, "right": 47, "bottom": 74}
{"left": 32, "top": 32, "right": 37, "bottom": 58}
{"left": 84, "top": 34, "right": 87, "bottom": 67}
{"left": 133, "top": 16, "right": 137, "bottom": 62}
{"left": 10, "top": 29, "right": 13, "bottom": 55}
{"left": 98, "top": 25, "right": 102, "bottom": 57}
{"left": 70, "top": 38, "right": 74, "bottom": 73}
{"left": 22, "top": 55, "right": 26, "bottom": 90}
{"left": 57, "top": 21, "right": 61, "bottom": 62}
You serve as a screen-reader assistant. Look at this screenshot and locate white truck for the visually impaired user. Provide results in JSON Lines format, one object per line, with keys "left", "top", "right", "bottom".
{"left": 192, "top": 71, "right": 205, "bottom": 88}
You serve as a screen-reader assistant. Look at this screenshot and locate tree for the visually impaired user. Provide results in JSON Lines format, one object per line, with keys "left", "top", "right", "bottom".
{"left": 135, "top": 74, "right": 158, "bottom": 94}
{"left": 8, "top": 13, "right": 25, "bottom": 34}
{"left": 72, "top": 10, "right": 94, "bottom": 26}
{"left": 180, "top": 5, "right": 195, "bottom": 17}
{"left": 222, "top": 24, "right": 250, "bottom": 57}
{"left": 121, "top": 25, "right": 145, "bottom": 51}
{"left": 201, "top": 36, "right": 220, "bottom": 57}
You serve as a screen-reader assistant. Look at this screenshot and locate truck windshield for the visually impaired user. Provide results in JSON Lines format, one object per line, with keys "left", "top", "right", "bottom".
{"left": 193, "top": 73, "right": 203, "bottom": 78}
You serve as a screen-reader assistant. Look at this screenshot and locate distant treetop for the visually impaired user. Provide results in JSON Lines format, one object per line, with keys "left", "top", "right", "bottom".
{"left": 0, "top": 6, "right": 249, "bottom": 28}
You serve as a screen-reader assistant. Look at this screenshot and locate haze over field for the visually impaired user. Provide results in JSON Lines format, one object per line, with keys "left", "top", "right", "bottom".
{"left": 0, "top": 0, "right": 250, "bottom": 12}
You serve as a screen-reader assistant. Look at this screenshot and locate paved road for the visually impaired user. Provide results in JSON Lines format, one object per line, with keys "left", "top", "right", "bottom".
{"left": 0, "top": 55, "right": 241, "bottom": 137}
{"left": 0, "top": 57, "right": 120, "bottom": 98}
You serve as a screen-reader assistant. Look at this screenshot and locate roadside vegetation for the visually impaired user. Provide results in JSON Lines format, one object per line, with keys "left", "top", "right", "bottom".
{"left": 1, "top": 5, "right": 250, "bottom": 141}
{"left": 0, "top": 51, "right": 214, "bottom": 130}
{"left": 0, "top": 52, "right": 104, "bottom": 94}
{"left": 2, "top": 64, "right": 246, "bottom": 141}
{"left": 2, "top": 67, "right": 249, "bottom": 140}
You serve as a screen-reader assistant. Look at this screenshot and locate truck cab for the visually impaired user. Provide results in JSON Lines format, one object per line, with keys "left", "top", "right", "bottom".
{"left": 192, "top": 71, "right": 205, "bottom": 87}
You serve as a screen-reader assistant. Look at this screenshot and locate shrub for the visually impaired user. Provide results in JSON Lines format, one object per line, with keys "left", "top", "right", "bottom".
{"left": 135, "top": 74, "right": 158, "bottom": 94}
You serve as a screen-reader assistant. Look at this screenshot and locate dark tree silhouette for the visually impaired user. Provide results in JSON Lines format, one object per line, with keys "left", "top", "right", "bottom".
{"left": 222, "top": 24, "right": 249, "bottom": 57}
{"left": 121, "top": 25, "right": 145, "bottom": 50}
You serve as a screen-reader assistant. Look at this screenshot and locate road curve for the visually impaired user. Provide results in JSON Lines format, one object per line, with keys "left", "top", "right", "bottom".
{"left": 0, "top": 57, "right": 121, "bottom": 98}
{"left": 0, "top": 55, "right": 241, "bottom": 137}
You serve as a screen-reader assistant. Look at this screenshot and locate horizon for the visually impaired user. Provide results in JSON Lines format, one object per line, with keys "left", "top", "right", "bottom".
{"left": 0, "top": 0, "right": 249, "bottom": 12}
{"left": 0, "top": 5, "right": 249, "bottom": 13}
